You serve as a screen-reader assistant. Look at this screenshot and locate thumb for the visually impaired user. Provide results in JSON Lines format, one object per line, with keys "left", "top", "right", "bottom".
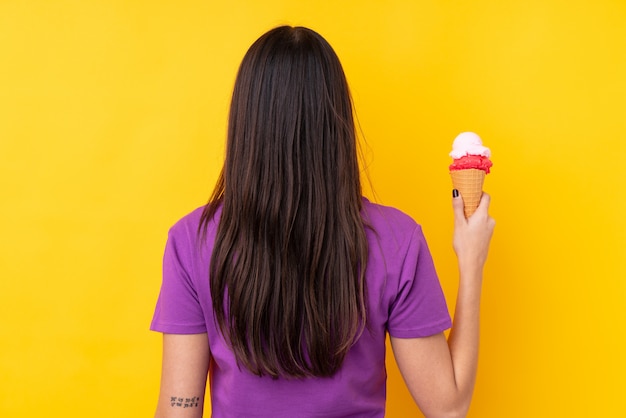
{"left": 452, "top": 189, "right": 465, "bottom": 222}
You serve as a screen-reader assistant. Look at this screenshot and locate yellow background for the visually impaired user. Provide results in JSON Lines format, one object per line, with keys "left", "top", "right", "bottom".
{"left": 1, "top": 1, "right": 625, "bottom": 416}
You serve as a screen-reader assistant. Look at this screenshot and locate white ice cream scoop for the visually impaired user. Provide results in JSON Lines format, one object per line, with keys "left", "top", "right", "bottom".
{"left": 449, "top": 132, "right": 491, "bottom": 159}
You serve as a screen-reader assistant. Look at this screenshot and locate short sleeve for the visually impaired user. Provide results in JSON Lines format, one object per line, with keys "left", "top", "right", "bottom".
{"left": 387, "top": 225, "right": 452, "bottom": 338}
{"left": 150, "top": 226, "right": 207, "bottom": 334}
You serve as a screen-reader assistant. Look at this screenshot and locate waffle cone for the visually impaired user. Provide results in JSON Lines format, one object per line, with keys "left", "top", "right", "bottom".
{"left": 450, "top": 169, "right": 485, "bottom": 217}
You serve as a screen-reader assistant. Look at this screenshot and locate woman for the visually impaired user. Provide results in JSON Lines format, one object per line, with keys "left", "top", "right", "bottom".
{"left": 151, "top": 25, "right": 495, "bottom": 417}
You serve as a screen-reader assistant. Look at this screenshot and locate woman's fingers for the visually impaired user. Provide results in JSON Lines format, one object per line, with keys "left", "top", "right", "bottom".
{"left": 452, "top": 189, "right": 466, "bottom": 226}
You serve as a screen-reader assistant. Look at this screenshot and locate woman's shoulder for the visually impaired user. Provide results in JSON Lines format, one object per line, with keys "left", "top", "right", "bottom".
{"left": 361, "top": 197, "right": 430, "bottom": 258}
{"left": 170, "top": 205, "right": 203, "bottom": 227}
{"left": 167, "top": 205, "right": 221, "bottom": 239}
{"left": 361, "top": 197, "right": 420, "bottom": 233}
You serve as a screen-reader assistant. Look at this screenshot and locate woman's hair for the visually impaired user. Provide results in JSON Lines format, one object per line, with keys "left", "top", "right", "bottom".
{"left": 199, "top": 26, "right": 368, "bottom": 378}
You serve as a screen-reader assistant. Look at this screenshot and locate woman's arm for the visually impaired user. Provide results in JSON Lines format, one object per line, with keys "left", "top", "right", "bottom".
{"left": 155, "top": 333, "right": 210, "bottom": 418}
{"left": 391, "top": 191, "right": 495, "bottom": 418}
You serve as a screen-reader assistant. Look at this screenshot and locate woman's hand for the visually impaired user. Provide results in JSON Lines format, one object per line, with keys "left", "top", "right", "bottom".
{"left": 452, "top": 190, "right": 496, "bottom": 275}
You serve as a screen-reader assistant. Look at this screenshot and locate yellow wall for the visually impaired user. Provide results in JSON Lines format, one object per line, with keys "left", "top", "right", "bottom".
{"left": 1, "top": 1, "right": 624, "bottom": 416}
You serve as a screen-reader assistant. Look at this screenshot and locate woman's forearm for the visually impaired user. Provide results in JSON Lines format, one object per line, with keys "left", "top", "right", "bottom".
{"left": 447, "top": 266, "right": 484, "bottom": 413}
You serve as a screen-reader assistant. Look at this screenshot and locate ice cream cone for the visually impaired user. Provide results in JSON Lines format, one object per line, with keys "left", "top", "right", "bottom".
{"left": 450, "top": 169, "right": 485, "bottom": 217}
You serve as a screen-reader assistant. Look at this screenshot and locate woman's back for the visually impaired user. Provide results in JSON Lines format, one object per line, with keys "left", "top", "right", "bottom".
{"left": 151, "top": 198, "right": 450, "bottom": 417}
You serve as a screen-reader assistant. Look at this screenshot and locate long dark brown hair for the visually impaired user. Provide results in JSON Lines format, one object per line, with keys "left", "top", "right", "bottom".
{"left": 198, "top": 26, "right": 368, "bottom": 378}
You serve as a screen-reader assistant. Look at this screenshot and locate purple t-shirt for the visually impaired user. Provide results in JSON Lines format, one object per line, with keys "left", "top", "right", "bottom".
{"left": 151, "top": 198, "right": 451, "bottom": 417}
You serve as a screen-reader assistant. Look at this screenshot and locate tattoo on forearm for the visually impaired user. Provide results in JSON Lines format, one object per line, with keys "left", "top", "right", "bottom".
{"left": 170, "top": 396, "right": 201, "bottom": 408}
